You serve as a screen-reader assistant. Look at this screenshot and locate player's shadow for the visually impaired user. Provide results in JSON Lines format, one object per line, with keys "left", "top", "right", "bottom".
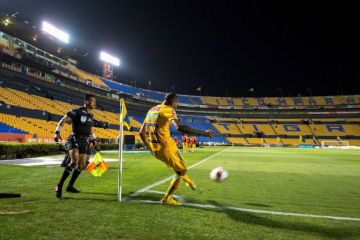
{"left": 62, "top": 192, "right": 162, "bottom": 202}
{"left": 128, "top": 193, "right": 163, "bottom": 202}
{"left": 62, "top": 196, "right": 118, "bottom": 202}
{"left": 188, "top": 200, "right": 357, "bottom": 239}
{"left": 244, "top": 202, "right": 272, "bottom": 208}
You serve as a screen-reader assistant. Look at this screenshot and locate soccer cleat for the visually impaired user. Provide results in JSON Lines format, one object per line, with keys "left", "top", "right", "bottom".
{"left": 66, "top": 186, "right": 81, "bottom": 193}
{"left": 185, "top": 182, "right": 196, "bottom": 191}
{"left": 161, "top": 196, "right": 182, "bottom": 206}
{"left": 55, "top": 185, "right": 62, "bottom": 199}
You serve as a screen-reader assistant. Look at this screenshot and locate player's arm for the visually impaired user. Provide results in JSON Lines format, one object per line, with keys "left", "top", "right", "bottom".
{"left": 138, "top": 121, "right": 153, "bottom": 151}
{"left": 93, "top": 119, "right": 109, "bottom": 129}
{"left": 89, "top": 128, "right": 99, "bottom": 150}
{"left": 170, "top": 119, "right": 216, "bottom": 138}
{"left": 54, "top": 115, "right": 72, "bottom": 142}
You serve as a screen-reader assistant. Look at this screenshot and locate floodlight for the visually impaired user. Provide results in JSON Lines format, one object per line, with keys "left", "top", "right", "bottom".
{"left": 100, "top": 51, "right": 120, "bottom": 66}
{"left": 42, "top": 21, "right": 69, "bottom": 43}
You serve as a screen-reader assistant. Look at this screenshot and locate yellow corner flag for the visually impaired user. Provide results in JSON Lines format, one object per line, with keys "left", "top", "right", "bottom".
{"left": 120, "top": 98, "right": 131, "bottom": 130}
{"left": 86, "top": 152, "right": 109, "bottom": 177}
{"left": 118, "top": 98, "right": 130, "bottom": 202}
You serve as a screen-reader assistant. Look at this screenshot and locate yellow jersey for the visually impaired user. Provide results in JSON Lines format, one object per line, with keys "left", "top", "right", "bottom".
{"left": 144, "top": 104, "right": 178, "bottom": 151}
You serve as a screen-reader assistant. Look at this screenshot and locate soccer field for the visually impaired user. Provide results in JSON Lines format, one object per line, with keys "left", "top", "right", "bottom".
{"left": 1, "top": 147, "right": 360, "bottom": 240}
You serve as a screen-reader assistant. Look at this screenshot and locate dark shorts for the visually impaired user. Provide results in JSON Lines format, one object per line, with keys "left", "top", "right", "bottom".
{"left": 65, "top": 134, "right": 90, "bottom": 155}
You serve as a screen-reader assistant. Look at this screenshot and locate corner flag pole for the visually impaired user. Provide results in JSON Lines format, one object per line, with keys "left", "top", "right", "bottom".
{"left": 118, "top": 99, "right": 124, "bottom": 202}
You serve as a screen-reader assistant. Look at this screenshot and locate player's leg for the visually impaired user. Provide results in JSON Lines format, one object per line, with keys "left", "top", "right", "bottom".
{"left": 174, "top": 150, "right": 196, "bottom": 190}
{"left": 66, "top": 141, "right": 88, "bottom": 193}
{"left": 183, "top": 174, "right": 196, "bottom": 190}
{"left": 162, "top": 175, "right": 181, "bottom": 202}
{"left": 55, "top": 148, "right": 79, "bottom": 198}
{"left": 66, "top": 154, "right": 86, "bottom": 192}
{"left": 161, "top": 172, "right": 184, "bottom": 205}
{"left": 60, "top": 152, "right": 70, "bottom": 167}
{"left": 161, "top": 151, "right": 195, "bottom": 205}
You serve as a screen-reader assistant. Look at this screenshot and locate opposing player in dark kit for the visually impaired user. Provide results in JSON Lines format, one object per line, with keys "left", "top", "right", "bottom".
{"left": 53, "top": 94, "right": 108, "bottom": 199}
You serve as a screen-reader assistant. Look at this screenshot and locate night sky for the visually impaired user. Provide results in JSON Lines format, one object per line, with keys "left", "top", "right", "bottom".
{"left": 1, "top": 1, "right": 359, "bottom": 97}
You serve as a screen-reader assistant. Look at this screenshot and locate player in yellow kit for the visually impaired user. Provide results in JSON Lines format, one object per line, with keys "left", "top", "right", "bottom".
{"left": 139, "top": 93, "right": 215, "bottom": 205}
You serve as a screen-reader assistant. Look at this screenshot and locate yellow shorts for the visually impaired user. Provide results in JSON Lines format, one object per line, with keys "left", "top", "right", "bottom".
{"left": 154, "top": 149, "right": 187, "bottom": 174}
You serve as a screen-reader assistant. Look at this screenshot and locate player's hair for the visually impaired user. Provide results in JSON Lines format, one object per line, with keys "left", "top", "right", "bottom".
{"left": 85, "top": 94, "right": 96, "bottom": 101}
{"left": 164, "top": 92, "right": 178, "bottom": 104}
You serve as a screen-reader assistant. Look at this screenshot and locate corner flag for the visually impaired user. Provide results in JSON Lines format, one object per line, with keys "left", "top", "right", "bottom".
{"left": 120, "top": 99, "right": 131, "bottom": 130}
{"left": 86, "top": 152, "right": 109, "bottom": 177}
{"left": 118, "top": 98, "right": 130, "bottom": 202}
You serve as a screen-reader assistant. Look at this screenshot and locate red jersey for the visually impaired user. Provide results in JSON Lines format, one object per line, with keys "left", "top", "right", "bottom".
{"left": 190, "top": 137, "right": 197, "bottom": 144}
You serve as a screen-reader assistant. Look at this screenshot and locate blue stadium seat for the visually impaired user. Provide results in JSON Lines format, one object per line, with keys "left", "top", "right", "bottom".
{"left": 142, "top": 90, "right": 165, "bottom": 101}
{"left": 188, "top": 96, "right": 202, "bottom": 105}
{"left": 0, "top": 122, "right": 26, "bottom": 134}
{"left": 178, "top": 95, "right": 193, "bottom": 104}
{"left": 102, "top": 79, "right": 143, "bottom": 95}
{"left": 102, "top": 79, "right": 203, "bottom": 105}
{"left": 170, "top": 116, "right": 226, "bottom": 143}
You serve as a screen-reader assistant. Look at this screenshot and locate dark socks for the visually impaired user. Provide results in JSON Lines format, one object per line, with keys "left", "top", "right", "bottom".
{"left": 58, "top": 165, "right": 73, "bottom": 187}
{"left": 68, "top": 168, "right": 82, "bottom": 188}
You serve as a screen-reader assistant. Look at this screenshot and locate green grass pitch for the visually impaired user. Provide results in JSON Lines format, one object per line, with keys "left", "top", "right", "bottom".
{"left": 1, "top": 147, "right": 360, "bottom": 240}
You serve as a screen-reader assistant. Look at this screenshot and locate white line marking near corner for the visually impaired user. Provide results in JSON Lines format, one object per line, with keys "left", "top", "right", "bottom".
{"left": 133, "top": 200, "right": 360, "bottom": 222}
{"left": 146, "top": 190, "right": 185, "bottom": 202}
{"left": 125, "top": 147, "right": 230, "bottom": 200}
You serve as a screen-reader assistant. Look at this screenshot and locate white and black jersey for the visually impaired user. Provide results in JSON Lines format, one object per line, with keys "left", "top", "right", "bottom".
{"left": 65, "top": 107, "right": 94, "bottom": 154}
{"left": 67, "top": 107, "right": 94, "bottom": 136}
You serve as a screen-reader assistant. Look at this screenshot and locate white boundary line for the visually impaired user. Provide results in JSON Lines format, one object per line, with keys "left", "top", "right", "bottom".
{"left": 133, "top": 200, "right": 360, "bottom": 222}
{"left": 125, "top": 147, "right": 230, "bottom": 199}
{"left": 146, "top": 190, "right": 185, "bottom": 203}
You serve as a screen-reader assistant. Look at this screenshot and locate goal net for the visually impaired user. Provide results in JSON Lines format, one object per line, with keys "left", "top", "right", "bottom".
{"left": 320, "top": 140, "right": 349, "bottom": 149}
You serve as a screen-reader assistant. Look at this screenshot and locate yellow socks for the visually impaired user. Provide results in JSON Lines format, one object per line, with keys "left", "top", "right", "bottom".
{"left": 182, "top": 174, "right": 196, "bottom": 190}
{"left": 163, "top": 176, "right": 181, "bottom": 200}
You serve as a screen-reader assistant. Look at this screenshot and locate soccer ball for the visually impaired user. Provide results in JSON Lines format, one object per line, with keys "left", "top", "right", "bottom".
{"left": 209, "top": 167, "right": 229, "bottom": 182}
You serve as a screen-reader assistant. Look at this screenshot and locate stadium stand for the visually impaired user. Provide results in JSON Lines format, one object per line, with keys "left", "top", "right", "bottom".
{"left": 1, "top": 29, "right": 360, "bottom": 146}
{"left": 1, "top": 61, "right": 360, "bottom": 146}
{"left": 203, "top": 95, "right": 360, "bottom": 107}
{"left": 211, "top": 117, "right": 360, "bottom": 146}
{"left": 74, "top": 69, "right": 108, "bottom": 88}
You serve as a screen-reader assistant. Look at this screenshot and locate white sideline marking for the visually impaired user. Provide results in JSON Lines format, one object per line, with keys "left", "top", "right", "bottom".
{"left": 1, "top": 157, "right": 120, "bottom": 166}
{"left": 126, "top": 147, "right": 230, "bottom": 199}
{"left": 134, "top": 200, "right": 360, "bottom": 222}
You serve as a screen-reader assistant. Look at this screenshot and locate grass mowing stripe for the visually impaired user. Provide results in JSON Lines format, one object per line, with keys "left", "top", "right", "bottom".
{"left": 125, "top": 147, "right": 230, "bottom": 199}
